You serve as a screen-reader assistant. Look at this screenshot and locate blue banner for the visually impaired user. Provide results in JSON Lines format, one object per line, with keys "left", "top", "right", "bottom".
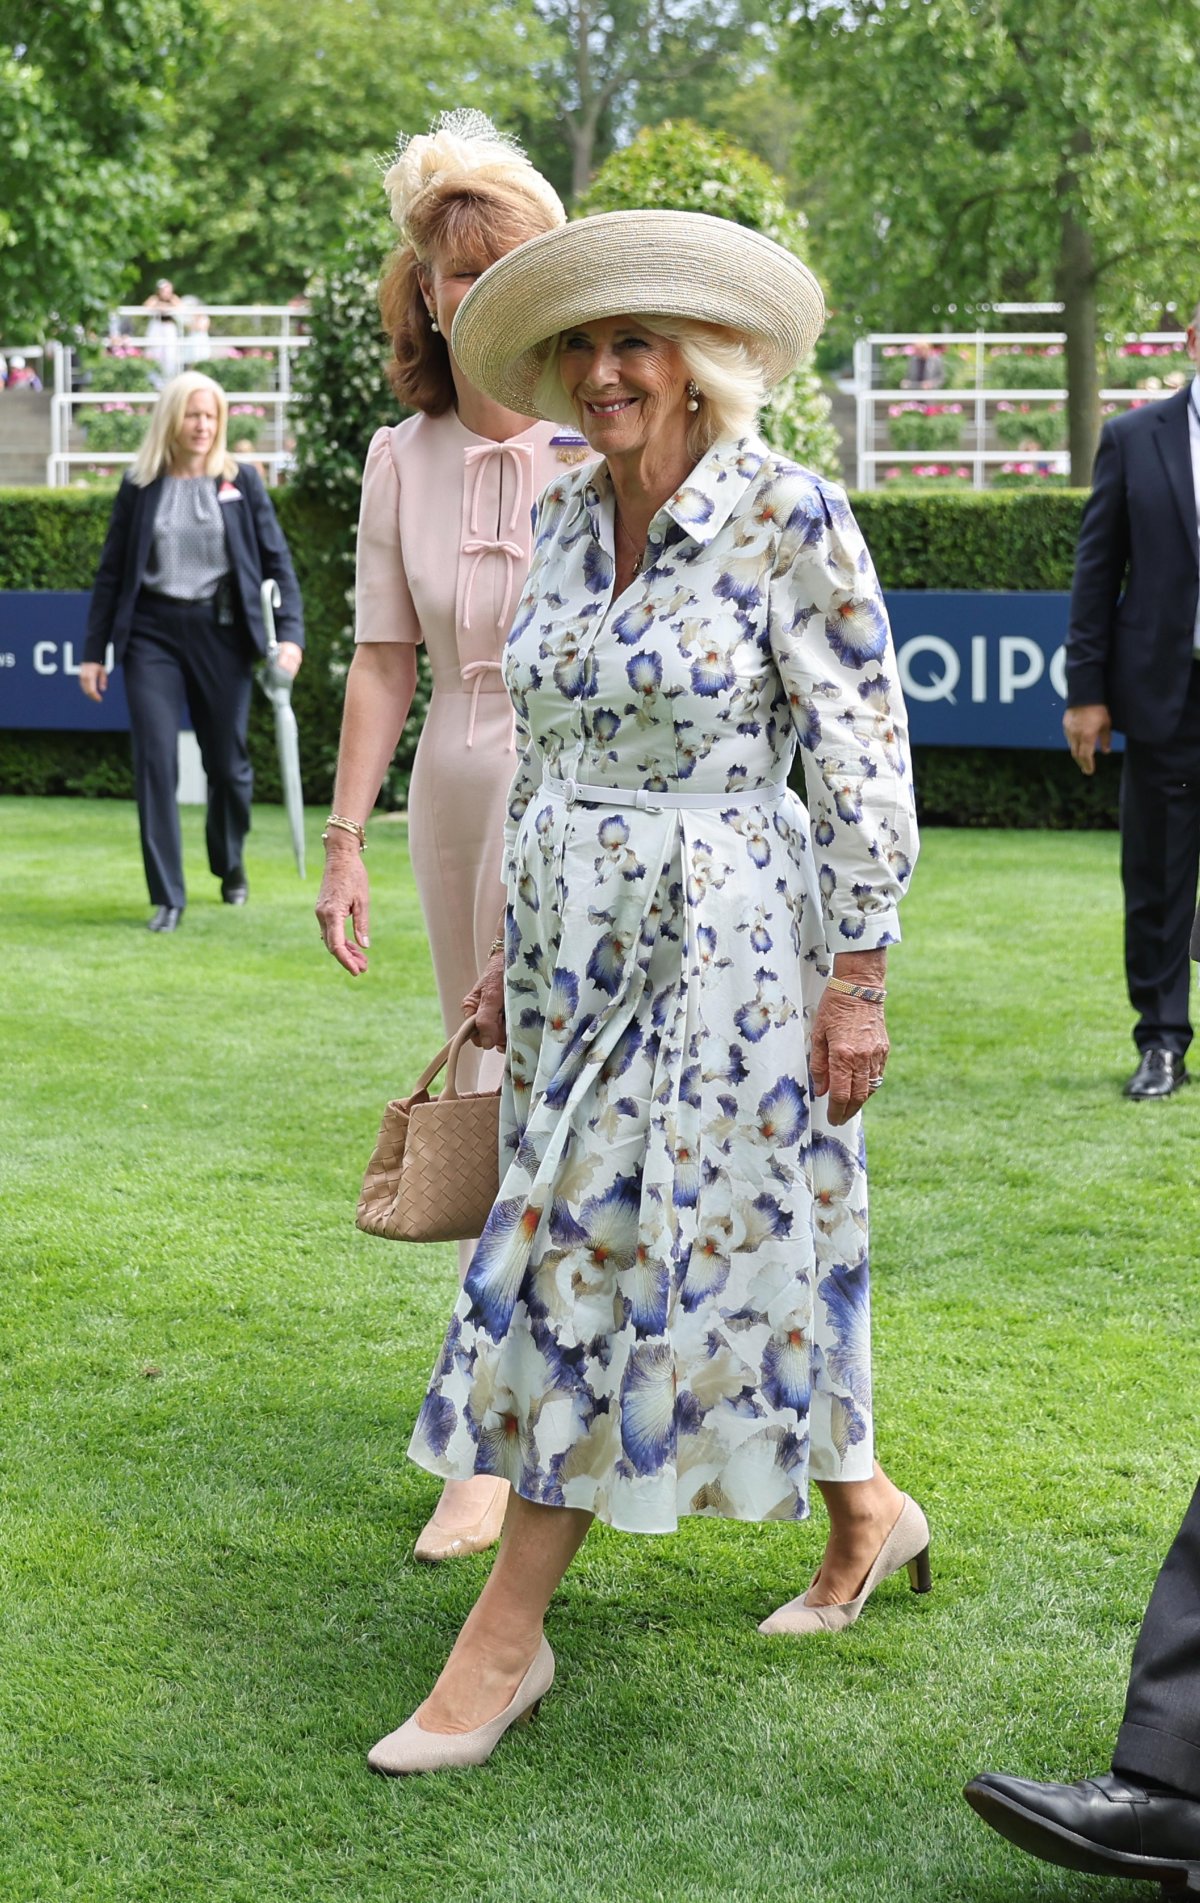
{"left": 1, "top": 587, "right": 1085, "bottom": 750}
{"left": 887, "top": 589, "right": 1090, "bottom": 750}
{"left": 0, "top": 592, "right": 129, "bottom": 731}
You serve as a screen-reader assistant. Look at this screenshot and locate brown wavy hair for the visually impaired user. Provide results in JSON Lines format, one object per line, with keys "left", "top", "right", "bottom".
{"left": 380, "top": 181, "right": 560, "bottom": 415}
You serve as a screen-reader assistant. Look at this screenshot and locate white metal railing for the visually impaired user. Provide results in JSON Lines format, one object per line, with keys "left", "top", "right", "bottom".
{"left": 851, "top": 331, "right": 1190, "bottom": 489}
{"left": 47, "top": 305, "right": 309, "bottom": 488}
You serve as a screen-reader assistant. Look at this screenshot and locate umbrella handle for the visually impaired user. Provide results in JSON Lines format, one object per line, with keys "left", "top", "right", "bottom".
{"left": 260, "top": 578, "right": 282, "bottom": 657}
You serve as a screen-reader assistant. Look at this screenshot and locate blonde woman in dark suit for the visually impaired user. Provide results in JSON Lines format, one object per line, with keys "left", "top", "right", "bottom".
{"left": 82, "top": 372, "right": 304, "bottom": 930}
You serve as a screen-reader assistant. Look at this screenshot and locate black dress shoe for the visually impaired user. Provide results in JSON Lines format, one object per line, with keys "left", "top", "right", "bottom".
{"left": 147, "top": 906, "right": 183, "bottom": 933}
{"left": 965, "top": 1770, "right": 1200, "bottom": 1889}
{"left": 1125, "top": 1049, "right": 1189, "bottom": 1100}
{"left": 220, "top": 871, "right": 248, "bottom": 905}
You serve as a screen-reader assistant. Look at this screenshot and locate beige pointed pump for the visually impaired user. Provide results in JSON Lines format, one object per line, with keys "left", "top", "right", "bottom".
{"left": 367, "top": 1638, "right": 555, "bottom": 1776}
{"left": 758, "top": 1494, "right": 932, "bottom": 1636}
{"left": 413, "top": 1477, "right": 509, "bottom": 1563}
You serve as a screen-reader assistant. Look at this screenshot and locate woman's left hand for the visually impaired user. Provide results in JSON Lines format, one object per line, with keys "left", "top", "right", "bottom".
{"left": 810, "top": 991, "right": 889, "bottom": 1126}
{"left": 462, "top": 950, "right": 506, "bottom": 1052}
{"left": 276, "top": 641, "right": 303, "bottom": 678}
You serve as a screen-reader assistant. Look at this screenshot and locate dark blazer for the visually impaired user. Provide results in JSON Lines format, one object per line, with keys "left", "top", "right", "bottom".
{"left": 1065, "top": 384, "right": 1199, "bottom": 744}
{"left": 84, "top": 461, "right": 304, "bottom": 666}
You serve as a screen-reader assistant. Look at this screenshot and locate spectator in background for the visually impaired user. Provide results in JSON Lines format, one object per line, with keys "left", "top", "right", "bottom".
{"left": 6, "top": 354, "right": 43, "bottom": 391}
{"left": 231, "top": 437, "right": 267, "bottom": 481}
{"left": 144, "top": 279, "right": 184, "bottom": 382}
{"left": 0, "top": 354, "right": 7, "bottom": 388}
{"left": 80, "top": 371, "right": 304, "bottom": 932}
{"left": 901, "top": 340, "right": 947, "bottom": 391}
{"left": 181, "top": 310, "right": 231, "bottom": 365}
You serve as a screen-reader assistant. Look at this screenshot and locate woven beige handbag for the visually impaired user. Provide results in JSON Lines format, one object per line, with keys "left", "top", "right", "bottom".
{"left": 356, "top": 1018, "right": 501, "bottom": 1243}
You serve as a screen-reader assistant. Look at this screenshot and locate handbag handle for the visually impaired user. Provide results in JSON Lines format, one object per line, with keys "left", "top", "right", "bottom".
{"left": 409, "top": 1017, "right": 481, "bottom": 1101}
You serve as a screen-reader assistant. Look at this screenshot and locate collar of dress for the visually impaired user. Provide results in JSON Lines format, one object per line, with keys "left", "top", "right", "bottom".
{"left": 575, "top": 435, "right": 770, "bottom": 552}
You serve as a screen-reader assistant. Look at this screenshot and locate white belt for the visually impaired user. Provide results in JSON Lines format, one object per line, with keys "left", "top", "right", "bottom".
{"left": 541, "top": 769, "right": 787, "bottom": 812}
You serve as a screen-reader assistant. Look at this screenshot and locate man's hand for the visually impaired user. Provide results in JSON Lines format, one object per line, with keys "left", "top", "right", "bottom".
{"left": 1063, "top": 704, "right": 1112, "bottom": 776}
{"left": 79, "top": 663, "right": 108, "bottom": 703}
{"left": 275, "top": 641, "right": 303, "bottom": 678}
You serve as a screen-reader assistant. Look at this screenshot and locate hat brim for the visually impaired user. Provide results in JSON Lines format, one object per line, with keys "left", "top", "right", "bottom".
{"left": 450, "top": 210, "right": 825, "bottom": 418}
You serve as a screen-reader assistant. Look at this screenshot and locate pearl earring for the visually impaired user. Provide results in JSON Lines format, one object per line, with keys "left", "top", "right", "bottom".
{"left": 428, "top": 309, "right": 440, "bottom": 334}
{"left": 686, "top": 379, "right": 701, "bottom": 412}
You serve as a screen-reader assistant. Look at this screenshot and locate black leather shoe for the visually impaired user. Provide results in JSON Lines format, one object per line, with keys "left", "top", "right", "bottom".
{"left": 220, "top": 871, "right": 248, "bottom": 905}
{"left": 1125, "top": 1049, "right": 1189, "bottom": 1100}
{"left": 147, "top": 906, "right": 183, "bottom": 933}
{"left": 964, "top": 1771, "right": 1200, "bottom": 1889}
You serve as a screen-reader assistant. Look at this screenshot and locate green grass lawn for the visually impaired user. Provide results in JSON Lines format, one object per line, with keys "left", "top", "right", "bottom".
{"left": 1, "top": 797, "right": 1197, "bottom": 1903}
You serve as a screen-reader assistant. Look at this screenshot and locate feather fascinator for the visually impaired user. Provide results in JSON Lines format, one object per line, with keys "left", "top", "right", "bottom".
{"left": 382, "top": 108, "right": 565, "bottom": 247}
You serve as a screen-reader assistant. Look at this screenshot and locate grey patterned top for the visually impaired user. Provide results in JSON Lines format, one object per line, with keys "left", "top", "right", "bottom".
{"left": 143, "top": 476, "right": 230, "bottom": 601}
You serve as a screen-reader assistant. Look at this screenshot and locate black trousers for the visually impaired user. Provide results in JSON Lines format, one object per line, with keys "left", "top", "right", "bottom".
{"left": 122, "top": 591, "right": 254, "bottom": 909}
{"left": 1111, "top": 1479, "right": 1200, "bottom": 1800}
{"left": 1120, "top": 663, "right": 1200, "bottom": 1057}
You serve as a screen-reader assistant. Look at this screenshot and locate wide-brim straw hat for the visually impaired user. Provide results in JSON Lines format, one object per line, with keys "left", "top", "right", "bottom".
{"left": 451, "top": 209, "right": 825, "bottom": 416}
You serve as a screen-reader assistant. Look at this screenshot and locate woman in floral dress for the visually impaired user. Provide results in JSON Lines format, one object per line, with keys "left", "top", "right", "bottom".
{"left": 369, "top": 211, "right": 927, "bottom": 1775}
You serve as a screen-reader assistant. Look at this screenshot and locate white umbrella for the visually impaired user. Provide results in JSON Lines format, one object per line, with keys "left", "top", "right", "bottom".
{"left": 256, "top": 578, "right": 306, "bottom": 878}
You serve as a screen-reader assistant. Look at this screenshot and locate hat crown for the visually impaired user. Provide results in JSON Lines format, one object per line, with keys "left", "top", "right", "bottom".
{"left": 451, "top": 209, "right": 825, "bottom": 419}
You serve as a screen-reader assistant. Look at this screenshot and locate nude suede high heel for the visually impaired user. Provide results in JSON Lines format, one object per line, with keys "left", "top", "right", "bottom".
{"left": 758, "top": 1494, "right": 932, "bottom": 1635}
{"left": 367, "top": 1639, "right": 555, "bottom": 1776}
{"left": 413, "top": 1477, "right": 509, "bottom": 1563}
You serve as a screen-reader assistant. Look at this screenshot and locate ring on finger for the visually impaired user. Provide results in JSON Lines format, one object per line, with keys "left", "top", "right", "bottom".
{"left": 867, "top": 1075, "right": 884, "bottom": 1092}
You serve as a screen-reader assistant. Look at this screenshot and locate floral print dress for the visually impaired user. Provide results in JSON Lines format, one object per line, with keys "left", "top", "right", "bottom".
{"left": 409, "top": 436, "right": 918, "bottom": 1534}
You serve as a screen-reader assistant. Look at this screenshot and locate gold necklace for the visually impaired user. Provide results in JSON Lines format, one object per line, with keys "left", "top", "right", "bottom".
{"left": 614, "top": 511, "right": 644, "bottom": 576}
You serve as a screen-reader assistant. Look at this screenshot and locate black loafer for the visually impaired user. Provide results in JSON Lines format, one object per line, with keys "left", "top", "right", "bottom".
{"left": 148, "top": 906, "right": 183, "bottom": 933}
{"left": 964, "top": 1771, "right": 1200, "bottom": 1888}
{"left": 1124, "top": 1049, "right": 1189, "bottom": 1100}
{"left": 220, "top": 871, "right": 248, "bottom": 905}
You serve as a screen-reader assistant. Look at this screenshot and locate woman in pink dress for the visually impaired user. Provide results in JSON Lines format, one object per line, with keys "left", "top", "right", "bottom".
{"left": 315, "top": 112, "right": 589, "bottom": 1561}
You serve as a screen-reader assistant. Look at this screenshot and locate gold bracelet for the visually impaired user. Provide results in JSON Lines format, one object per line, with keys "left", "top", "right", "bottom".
{"left": 826, "top": 975, "right": 887, "bottom": 1003}
{"left": 323, "top": 813, "right": 366, "bottom": 850}
{"left": 489, "top": 934, "right": 505, "bottom": 958}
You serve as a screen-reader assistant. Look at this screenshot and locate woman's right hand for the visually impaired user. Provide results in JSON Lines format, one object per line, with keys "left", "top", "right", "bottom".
{"left": 79, "top": 663, "right": 108, "bottom": 703}
{"left": 315, "top": 840, "right": 371, "bottom": 975}
{"left": 462, "top": 951, "right": 506, "bottom": 1051}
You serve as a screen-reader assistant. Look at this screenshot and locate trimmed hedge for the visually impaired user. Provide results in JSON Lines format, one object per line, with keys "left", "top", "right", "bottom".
{"left": 0, "top": 484, "right": 1119, "bottom": 828}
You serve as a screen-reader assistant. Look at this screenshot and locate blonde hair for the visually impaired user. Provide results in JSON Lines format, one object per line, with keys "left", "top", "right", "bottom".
{"left": 532, "top": 316, "right": 766, "bottom": 461}
{"left": 379, "top": 108, "right": 565, "bottom": 417}
{"left": 382, "top": 108, "right": 564, "bottom": 247}
{"left": 129, "top": 372, "right": 236, "bottom": 486}
{"left": 381, "top": 180, "right": 562, "bottom": 415}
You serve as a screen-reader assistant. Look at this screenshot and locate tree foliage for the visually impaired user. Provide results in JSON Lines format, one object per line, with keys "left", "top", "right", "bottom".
{"left": 156, "top": 0, "right": 555, "bottom": 303}
{"left": 526, "top": 0, "right": 778, "bottom": 199}
{"left": 782, "top": 0, "right": 1200, "bottom": 477}
{"left": 578, "top": 121, "right": 840, "bottom": 476}
{"left": 0, "top": 0, "right": 202, "bottom": 334}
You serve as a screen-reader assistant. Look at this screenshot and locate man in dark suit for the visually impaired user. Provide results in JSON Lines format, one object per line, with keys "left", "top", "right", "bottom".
{"left": 1064, "top": 302, "right": 1200, "bottom": 1099}
{"left": 962, "top": 911, "right": 1200, "bottom": 1889}
{"left": 965, "top": 1476, "right": 1200, "bottom": 1891}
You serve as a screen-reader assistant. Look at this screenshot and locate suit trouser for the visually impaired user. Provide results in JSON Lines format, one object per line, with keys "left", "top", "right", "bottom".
{"left": 1120, "top": 662, "right": 1200, "bottom": 1057}
{"left": 122, "top": 591, "right": 254, "bottom": 909}
{"left": 1111, "top": 1479, "right": 1200, "bottom": 1799}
